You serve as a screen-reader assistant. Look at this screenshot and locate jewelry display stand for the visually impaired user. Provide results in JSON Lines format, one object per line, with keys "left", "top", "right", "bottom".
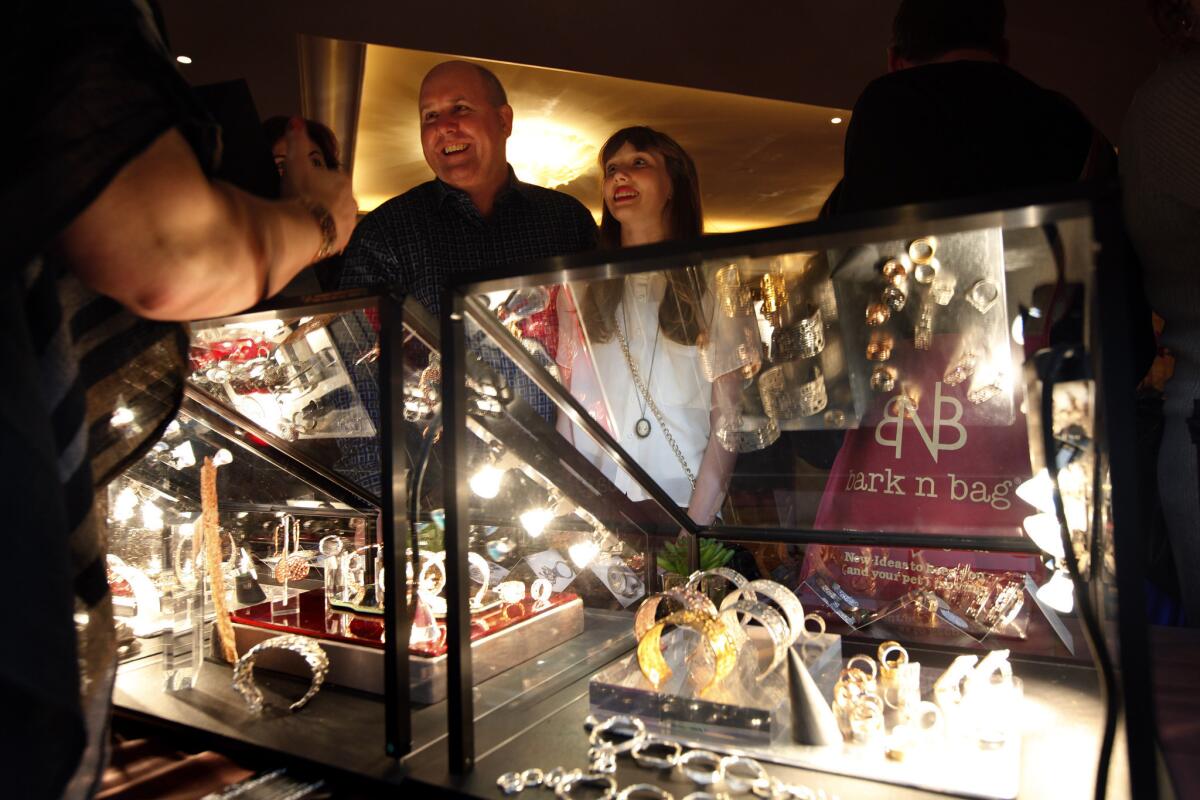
{"left": 231, "top": 588, "right": 585, "bottom": 703}
{"left": 589, "top": 627, "right": 842, "bottom": 744}
{"left": 589, "top": 628, "right": 1021, "bottom": 799}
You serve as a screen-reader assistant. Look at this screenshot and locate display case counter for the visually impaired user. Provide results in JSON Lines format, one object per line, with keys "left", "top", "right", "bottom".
{"left": 112, "top": 640, "right": 1122, "bottom": 799}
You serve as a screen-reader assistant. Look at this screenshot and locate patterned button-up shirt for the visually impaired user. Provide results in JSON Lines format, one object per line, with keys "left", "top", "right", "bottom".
{"left": 334, "top": 169, "right": 596, "bottom": 494}
{"left": 339, "top": 169, "right": 597, "bottom": 312}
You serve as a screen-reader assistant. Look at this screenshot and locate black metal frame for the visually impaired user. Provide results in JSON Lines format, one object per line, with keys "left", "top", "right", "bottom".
{"left": 438, "top": 185, "right": 1156, "bottom": 794}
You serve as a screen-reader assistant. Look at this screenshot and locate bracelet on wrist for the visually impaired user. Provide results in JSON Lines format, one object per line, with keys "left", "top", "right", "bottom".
{"left": 296, "top": 196, "right": 337, "bottom": 264}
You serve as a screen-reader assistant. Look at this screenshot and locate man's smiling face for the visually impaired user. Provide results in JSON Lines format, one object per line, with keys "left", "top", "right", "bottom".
{"left": 418, "top": 62, "right": 513, "bottom": 198}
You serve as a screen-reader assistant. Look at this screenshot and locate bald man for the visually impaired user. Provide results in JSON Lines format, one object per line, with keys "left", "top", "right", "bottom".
{"left": 338, "top": 60, "right": 596, "bottom": 313}
{"left": 335, "top": 61, "right": 595, "bottom": 491}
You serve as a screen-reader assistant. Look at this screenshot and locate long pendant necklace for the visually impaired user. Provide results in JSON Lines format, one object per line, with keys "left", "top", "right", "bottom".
{"left": 616, "top": 297, "right": 661, "bottom": 439}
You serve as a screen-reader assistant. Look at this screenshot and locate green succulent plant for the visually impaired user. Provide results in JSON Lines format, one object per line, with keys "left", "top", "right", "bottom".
{"left": 657, "top": 537, "right": 734, "bottom": 577}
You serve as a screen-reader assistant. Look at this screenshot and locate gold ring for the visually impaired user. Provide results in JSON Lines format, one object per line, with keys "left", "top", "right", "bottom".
{"left": 801, "top": 612, "right": 827, "bottom": 639}
{"left": 882, "top": 258, "right": 907, "bottom": 286}
{"left": 908, "top": 236, "right": 938, "bottom": 265}
{"left": 865, "top": 301, "right": 891, "bottom": 327}
{"left": 865, "top": 331, "right": 894, "bottom": 362}
{"left": 636, "top": 609, "right": 737, "bottom": 692}
{"left": 846, "top": 654, "right": 878, "bottom": 681}
{"left": 870, "top": 364, "right": 897, "bottom": 393}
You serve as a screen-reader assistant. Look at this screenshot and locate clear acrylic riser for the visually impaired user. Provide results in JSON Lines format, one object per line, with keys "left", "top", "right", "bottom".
{"left": 589, "top": 629, "right": 1021, "bottom": 800}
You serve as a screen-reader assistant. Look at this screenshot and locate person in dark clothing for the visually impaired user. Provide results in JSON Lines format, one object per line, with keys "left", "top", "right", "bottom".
{"left": 825, "top": 0, "right": 1114, "bottom": 216}
{"left": 2, "top": 3, "right": 355, "bottom": 797}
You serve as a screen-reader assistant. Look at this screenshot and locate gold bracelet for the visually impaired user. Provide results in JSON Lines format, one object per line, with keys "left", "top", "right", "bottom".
{"left": 297, "top": 195, "right": 337, "bottom": 264}
{"left": 636, "top": 609, "right": 737, "bottom": 692}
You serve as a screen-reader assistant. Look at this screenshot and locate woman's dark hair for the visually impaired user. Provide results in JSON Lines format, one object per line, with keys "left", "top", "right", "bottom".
{"left": 582, "top": 126, "right": 705, "bottom": 346}
{"left": 262, "top": 116, "right": 341, "bottom": 170}
{"left": 891, "top": 0, "right": 1007, "bottom": 63}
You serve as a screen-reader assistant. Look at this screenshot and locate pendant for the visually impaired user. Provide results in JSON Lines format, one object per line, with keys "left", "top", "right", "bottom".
{"left": 635, "top": 418, "right": 652, "bottom": 438}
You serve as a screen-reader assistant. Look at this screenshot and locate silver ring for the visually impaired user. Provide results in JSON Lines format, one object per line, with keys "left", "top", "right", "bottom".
{"left": 966, "top": 278, "right": 999, "bottom": 313}
{"left": 677, "top": 750, "right": 724, "bottom": 786}
{"left": 719, "top": 755, "right": 769, "bottom": 795}
{"left": 545, "top": 767, "right": 571, "bottom": 788}
{"left": 913, "top": 257, "right": 940, "bottom": 285}
{"left": 588, "top": 714, "right": 647, "bottom": 755}
{"left": 232, "top": 634, "right": 328, "bottom": 714}
{"left": 930, "top": 275, "right": 956, "bottom": 305}
{"left": 556, "top": 772, "right": 617, "bottom": 799}
{"left": 617, "top": 784, "right": 674, "bottom": 800}
{"left": 631, "top": 736, "right": 683, "bottom": 770}
{"left": 497, "top": 579, "right": 526, "bottom": 604}
{"left": 496, "top": 771, "right": 525, "bottom": 795}
{"left": 801, "top": 612, "right": 827, "bottom": 640}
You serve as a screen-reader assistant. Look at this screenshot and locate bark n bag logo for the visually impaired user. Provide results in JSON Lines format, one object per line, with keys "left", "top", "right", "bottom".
{"left": 824, "top": 375, "right": 1027, "bottom": 531}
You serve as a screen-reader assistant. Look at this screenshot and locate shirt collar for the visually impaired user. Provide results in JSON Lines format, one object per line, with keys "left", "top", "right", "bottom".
{"left": 432, "top": 165, "right": 534, "bottom": 210}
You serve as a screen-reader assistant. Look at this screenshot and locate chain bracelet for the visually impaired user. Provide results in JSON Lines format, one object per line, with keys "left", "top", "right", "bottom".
{"left": 614, "top": 324, "right": 697, "bottom": 489}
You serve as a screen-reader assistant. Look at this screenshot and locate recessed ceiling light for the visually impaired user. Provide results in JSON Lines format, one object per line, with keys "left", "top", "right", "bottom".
{"left": 830, "top": 116, "right": 843, "bottom": 124}
{"left": 176, "top": 55, "right": 193, "bottom": 64}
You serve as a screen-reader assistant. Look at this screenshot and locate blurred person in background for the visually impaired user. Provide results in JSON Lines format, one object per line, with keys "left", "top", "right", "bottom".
{"left": 1122, "top": 0, "right": 1200, "bottom": 625}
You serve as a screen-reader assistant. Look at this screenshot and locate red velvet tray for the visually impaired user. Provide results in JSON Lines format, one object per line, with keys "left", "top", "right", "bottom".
{"left": 230, "top": 588, "right": 578, "bottom": 657}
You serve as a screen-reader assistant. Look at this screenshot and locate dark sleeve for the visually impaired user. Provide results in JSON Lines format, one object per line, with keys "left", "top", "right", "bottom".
{"left": 3, "top": 1, "right": 217, "bottom": 273}
{"left": 835, "top": 77, "right": 931, "bottom": 215}
{"left": 566, "top": 195, "right": 599, "bottom": 251}
{"left": 337, "top": 209, "right": 402, "bottom": 290}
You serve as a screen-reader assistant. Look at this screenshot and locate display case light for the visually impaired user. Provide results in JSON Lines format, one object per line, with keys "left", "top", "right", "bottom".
{"left": 568, "top": 539, "right": 600, "bottom": 568}
{"left": 469, "top": 463, "right": 504, "bottom": 499}
{"left": 1015, "top": 468, "right": 1055, "bottom": 515}
{"left": 519, "top": 506, "right": 553, "bottom": 538}
{"left": 112, "top": 486, "right": 138, "bottom": 522}
{"left": 1022, "top": 513, "right": 1066, "bottom": 559}
{"left": 141, "top": 500, "right": 164, "bottom": 531}
{"left": 1035, "top": 569, "right": 1075, "bottom": 613}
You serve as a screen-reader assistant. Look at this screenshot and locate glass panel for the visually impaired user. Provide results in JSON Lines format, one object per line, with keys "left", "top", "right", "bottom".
{"left": 187, "top": 306, "right": 379, "bottom": 495}
{"left": 436, "top": 311, "right": 655, "bottom": 731}
{"left": 106, "top": 405, "right": 375, "bottom": 657}
{"left": 468, "top": 207, "right": 1105, "bottom": 662}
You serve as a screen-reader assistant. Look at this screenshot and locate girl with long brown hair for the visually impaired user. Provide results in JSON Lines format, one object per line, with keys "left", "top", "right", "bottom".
{"left": 556, "top": 127, "right": 748, "bottom": 524}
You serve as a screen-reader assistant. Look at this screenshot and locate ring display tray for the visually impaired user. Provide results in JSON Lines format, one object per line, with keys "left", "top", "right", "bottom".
{"left": 232, "top": 588, "right": 584, "bottom": 703}
{"left": 588, "top": 629, "right": 1020, "bottom": 800}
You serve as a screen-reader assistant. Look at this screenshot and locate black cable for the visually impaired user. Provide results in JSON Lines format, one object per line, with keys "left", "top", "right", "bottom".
{"left": 1039, "top": 346, "right": 1118, "bottom": 800}
{"left": 408, "top": 410, "right": 442, "bottom": 616}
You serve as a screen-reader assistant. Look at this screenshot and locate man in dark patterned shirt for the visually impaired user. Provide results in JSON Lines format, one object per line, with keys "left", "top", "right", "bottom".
{"left": 335, "top": 61, "right": 596, "bottom": 492}
{"left": 338, "top": 60, "right": 596, "bottom": 311}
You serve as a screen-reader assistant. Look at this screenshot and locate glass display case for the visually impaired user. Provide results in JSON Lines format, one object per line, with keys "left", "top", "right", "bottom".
{"left": 106, "top": 190, "right": 1153, "bottom": 800}
{"left": 439, "top": 188, "right": 1152, "bottom": 797}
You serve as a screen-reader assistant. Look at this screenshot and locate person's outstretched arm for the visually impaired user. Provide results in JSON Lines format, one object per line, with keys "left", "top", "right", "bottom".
{"left": 56, "top": 119, "right": 356, "bottom": 321}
